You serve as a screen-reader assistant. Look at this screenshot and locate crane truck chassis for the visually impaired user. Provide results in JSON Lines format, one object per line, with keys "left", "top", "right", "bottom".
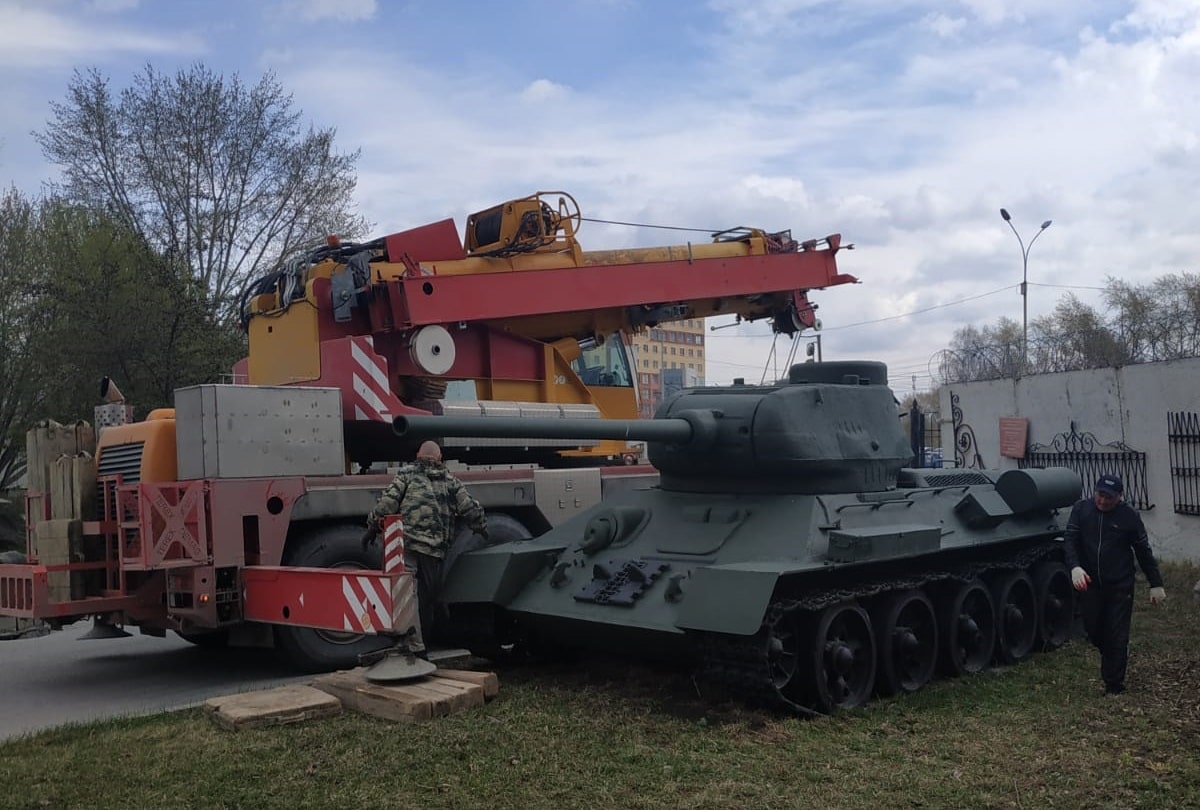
{"left": 0, "top": 385, "right": 658, "bottom": 671}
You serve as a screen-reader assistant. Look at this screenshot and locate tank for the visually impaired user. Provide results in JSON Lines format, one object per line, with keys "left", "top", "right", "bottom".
{"left": 395, "top": 361, "right": 1082, "bottom": 715}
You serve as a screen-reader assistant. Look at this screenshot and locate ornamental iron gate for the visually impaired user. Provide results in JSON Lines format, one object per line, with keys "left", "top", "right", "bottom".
{"left": 1167, "top": 411, "right": 1200, "bottom": 515}
{"left": 1018, "top": 424, "right": 1152, "bottom": 511}
{"left": 950, "top": 392, "right": 983, "bottom": 470}
{"left": 906, "top": 401, "right": 944, "bottom": 468}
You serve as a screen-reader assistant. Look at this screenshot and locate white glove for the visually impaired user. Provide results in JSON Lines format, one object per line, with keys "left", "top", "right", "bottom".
{"left": 1071, "top": 566, "right": 1091, "bottom": 591}
{"left": 1150, "top": 586, "right": 1166, "bottom": 605}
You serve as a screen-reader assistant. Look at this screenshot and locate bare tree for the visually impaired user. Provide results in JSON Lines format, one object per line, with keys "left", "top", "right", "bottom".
{"left": 37, "top": 64, "right": 369, "bottom": 320}
{"left": 1103, "top": 278, "right": 1159, "bottom": 363}
{"left": 939, "top": 272, "right": 1200, "bottom": 382}
{"left": 941, "top": 318, "right": 1024, "bottom": 382}
{"left": 1030, "top": 295, "right": 1124, "bottom": 372}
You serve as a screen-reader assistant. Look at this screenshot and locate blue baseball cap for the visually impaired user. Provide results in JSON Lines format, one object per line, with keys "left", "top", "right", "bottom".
{"left": 1095, "top": 475, "right": 1124, "bottom": 496}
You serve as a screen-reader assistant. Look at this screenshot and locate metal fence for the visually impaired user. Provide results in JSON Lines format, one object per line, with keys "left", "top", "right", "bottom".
{"left": 1167, "top": 412, "right": 1200, "bottom": 515}
{"left": 1018, "top": 424, "right": 1152, "bottom": 510}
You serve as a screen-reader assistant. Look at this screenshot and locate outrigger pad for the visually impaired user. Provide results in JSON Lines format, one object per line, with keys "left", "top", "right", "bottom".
{"left": 364, "top": 651, "right": 438, "bottom": 683}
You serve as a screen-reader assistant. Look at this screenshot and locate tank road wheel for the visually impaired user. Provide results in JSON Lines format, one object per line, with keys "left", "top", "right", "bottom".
{"left": 765, "top": 612, "right": 804, "bottom": 701}
{"left": 274, "top": 523, "right": 391, "bottom": 672}
{"left": 990, "top": 570, "right": 1038, "bottom": 665}
{"left": 1031, "top": 561, "right": 1073, "bottom": 651}
{"left": 805, "top": 602, "right": 877, "bottom": 713}
{"left": 871, "top": 589, "right": 938, "bottom": 696}
{"left": 938, "top": 578, "right": 996, "bottom": 676}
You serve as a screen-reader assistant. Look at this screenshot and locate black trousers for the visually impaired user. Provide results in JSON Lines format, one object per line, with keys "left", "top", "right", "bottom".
{"left": 404, "top": 550, "right": 445, "bottom": 653}
{"left": 1079, "top": 582, "right": 1134, "bottom": 690}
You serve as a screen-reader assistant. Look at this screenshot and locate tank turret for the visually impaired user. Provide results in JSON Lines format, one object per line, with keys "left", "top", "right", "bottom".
{"left": 416, "top": 360, "right": 1083, "bottom": 717}
{"left": 394, "top": 361, "right": 911, "bottom": 493}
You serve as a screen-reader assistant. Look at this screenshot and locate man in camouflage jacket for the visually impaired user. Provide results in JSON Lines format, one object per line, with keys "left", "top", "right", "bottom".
{"left": 365, "top": 441, "right": 488, "bottom": 654}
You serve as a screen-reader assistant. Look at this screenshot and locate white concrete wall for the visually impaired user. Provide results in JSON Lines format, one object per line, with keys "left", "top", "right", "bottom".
{"left": 938, "top": 358, "right": 1200, "bottom": 561}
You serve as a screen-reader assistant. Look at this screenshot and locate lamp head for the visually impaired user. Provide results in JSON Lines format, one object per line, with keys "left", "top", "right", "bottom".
{"left": 1000, "top": 208, "right": 1011, "bottom": 221}
{"left": 1040, "top": 220, "right": 1052, "bottom": 229}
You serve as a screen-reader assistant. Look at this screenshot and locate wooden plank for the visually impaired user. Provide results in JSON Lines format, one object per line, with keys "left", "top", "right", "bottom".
{"left": 388, "top": 678, "right": 482, "bottom": 716}
{"left": 49, "top": 453, "right": 97, "bottom": 521}
{"left": 33, "top": 519, "right": 83, "bottom": 602}
{"left": 311, "top": 667, "right": 493, "bottom": 723}
{"left": 25, "top": 420, "right": 95, "bottom": 495}
{"left": 204, "top": 685, "right": 342, "bottom": 731}
{"left": 312, "top": 670, "right": 433, "bottom": 722}
{"left": 434, "top": 668, "right": 501, "bottom": 698}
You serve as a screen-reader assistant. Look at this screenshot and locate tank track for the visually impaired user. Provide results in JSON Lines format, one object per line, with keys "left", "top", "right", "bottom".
{"left": 693, "top": 540, "right": 1060, "bottom": 716}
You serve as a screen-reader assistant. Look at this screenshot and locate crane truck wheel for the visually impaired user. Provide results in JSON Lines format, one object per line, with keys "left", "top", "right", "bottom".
{"left": 444, "top": 513, "right": 533, "bottom": 578}
{"left": 274, "top": 522, "right": 391, "bottom": 672}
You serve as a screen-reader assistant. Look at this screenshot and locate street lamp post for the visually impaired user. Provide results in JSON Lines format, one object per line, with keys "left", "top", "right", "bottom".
{"left": 999, "top": 208, "right": 1052, "bottom": 371}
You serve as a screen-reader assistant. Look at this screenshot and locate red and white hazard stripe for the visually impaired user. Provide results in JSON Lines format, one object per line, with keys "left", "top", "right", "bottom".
{"left": 383, "top": 516, "right": 407, "bottom": 575}
{"left": 341, "top": 574, "right": 389, "bottom": 633}
{"left": 350, "top": 336, "right": 393, "bottom": 421}
{"left": 382, "top": 516, "right": 418, "bottom": 635}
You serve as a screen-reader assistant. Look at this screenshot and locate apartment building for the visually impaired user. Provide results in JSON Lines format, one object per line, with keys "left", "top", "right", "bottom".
{"left": 628, "top": 318, "right": 707, "bottom": 418}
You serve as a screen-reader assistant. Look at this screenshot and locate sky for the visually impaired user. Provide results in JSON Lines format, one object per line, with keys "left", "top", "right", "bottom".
{"left": 2, "top": 0, "right": 1198, "bottom": 399}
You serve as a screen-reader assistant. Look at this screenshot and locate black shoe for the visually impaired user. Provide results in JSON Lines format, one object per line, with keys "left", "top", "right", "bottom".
{"left": 1104, "top": 684, "right": 1125, "bottom": 696}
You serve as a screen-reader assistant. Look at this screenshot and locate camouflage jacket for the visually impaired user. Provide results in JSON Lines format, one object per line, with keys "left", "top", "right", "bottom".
{"left": 366, "top": 459, "right": 487, "bottom": 558}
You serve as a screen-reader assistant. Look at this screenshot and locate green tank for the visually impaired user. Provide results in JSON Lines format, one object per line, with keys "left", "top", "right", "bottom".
{"left": 394, "top": 361, "right": 1081, "bottom": 715}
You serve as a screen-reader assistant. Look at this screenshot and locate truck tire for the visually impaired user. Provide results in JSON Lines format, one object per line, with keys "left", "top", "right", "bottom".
{"left": 274, "top": 522, "right": 391, "bottom": 672}
{"left": 444, "top": 513, "right": 533, "bottom": 578}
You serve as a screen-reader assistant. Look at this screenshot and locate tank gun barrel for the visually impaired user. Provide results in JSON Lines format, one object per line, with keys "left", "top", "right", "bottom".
{"left": 393, "top": 414, "right": 695, "bottom": 444}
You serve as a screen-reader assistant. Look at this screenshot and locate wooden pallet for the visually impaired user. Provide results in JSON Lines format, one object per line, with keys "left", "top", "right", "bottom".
{"left": 311, "top": 668, "right": 500, "bottom": 723}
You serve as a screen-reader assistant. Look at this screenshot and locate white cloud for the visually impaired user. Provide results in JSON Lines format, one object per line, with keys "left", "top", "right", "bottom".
{"left": 521, "top": 79, "right": 569, "bottom": 104}
{"left": 5, "top": 1, "right": 1200, "bottom": 391}
{"left": 90, "top": 0, "right": 140, "bottom": 12}
{"left": 286, "top": 0, "right": 377, "bottom": 22}
{"left": 924, "top": 13, "right": 968, "bottom": 38}
{"left": 1115, "top": 0, "right": 1200, "bottom": 35}
{"left": 0, "top": 2, "right": 202, "bottom": 68}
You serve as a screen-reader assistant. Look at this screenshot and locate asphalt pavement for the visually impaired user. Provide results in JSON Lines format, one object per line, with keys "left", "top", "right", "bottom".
{"left": 0, "top": 622, "right": 311, "bottom": 742}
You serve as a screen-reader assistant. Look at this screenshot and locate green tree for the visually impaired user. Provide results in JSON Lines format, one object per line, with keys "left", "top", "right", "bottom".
{"left": 36, "top": 63, "right": 368, "bottom": 321}
{"left": 0, "top": 190, "right": 244, "bottom": 486}
{"left": 34, "top": 202, "right": 245, "bottom": 421}
{"left": 0, "top": 188, "right": 54, "bottom": 491}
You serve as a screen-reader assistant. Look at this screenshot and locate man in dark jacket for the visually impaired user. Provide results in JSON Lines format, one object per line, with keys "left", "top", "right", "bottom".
{"left": 1063, "top": 474, "right": 1166, "bottom": 695}
{"left": 364, "top": 441, "right": 488, "bottom": 657}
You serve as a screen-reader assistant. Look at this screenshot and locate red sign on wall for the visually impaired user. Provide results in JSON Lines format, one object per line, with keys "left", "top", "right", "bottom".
{"left": 999, "top": 417, "right": 1029, "bottom": 459}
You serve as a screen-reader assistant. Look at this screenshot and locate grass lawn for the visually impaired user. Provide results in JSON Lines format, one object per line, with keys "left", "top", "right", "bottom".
{"left": 2, "top": 563, "right": 1197, "bottom": 810}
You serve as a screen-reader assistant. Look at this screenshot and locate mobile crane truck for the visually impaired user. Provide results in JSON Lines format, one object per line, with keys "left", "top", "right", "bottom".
{"left": 0, "top": 191, "right": 856, "bottom": 672}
